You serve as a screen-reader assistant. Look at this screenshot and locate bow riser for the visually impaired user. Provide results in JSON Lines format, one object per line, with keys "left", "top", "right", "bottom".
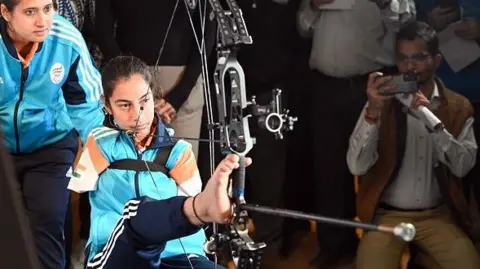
{"left": 214, "top": 54, "right": 254, "bottom": 157}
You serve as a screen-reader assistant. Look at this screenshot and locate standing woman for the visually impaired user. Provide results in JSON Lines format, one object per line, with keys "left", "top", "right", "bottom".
{"left": 0, "top": 0, "right": 104, "bottom": 268}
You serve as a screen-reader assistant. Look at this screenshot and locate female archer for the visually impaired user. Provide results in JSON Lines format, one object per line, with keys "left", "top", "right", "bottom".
{"left": 68, "top": 56, "right": 250, "bottom": 269}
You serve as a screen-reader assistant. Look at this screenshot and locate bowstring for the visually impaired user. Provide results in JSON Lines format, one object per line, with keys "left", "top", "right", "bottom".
{"left": 153, "top": 0, "right": 180, "bottom": 70}
{"left": 152, "top": 0, "right": 218, "bottom": 267}
{"left": 184, "top": 0, "right": 216, "bottom": 180}
{"left": 182, "top": 1, "right": 220, "bottom": 267}
{"left": 193, "top": 0, "right": 220, "bottom": 267}
{"left": 199, "top": 0, "right": 216, "bottom": 181}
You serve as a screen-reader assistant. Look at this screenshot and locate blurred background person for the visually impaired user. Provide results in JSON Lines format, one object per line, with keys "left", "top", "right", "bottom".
{"left": 296, "top": 0, "right": 415, "bottom": 268}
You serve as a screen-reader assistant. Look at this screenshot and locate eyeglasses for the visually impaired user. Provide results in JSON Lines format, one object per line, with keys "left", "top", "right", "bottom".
{"left": 396, "top": 52, "right": 431, "bottom": 64}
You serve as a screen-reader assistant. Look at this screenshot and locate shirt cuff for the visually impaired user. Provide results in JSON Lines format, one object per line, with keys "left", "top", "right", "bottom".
{"left": 350, "top": 116, "right": 380, "bottom": 154}
{"left": 360, "top": 118, "right": 381, "bottom": 144}
{"left": 430, "top": 129, "right": 453, "bottom": 153}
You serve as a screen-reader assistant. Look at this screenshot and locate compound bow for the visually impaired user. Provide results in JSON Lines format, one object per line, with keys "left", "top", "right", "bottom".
{"left": 160, "top": 0, "right": 416, "bottom": 268}
{"left": 201, "top": 1, "right": 296, "bottom": 267}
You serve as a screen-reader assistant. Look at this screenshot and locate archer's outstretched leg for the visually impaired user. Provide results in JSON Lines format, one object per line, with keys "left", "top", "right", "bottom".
{"left": 86, "top": 196, "right": 203, "bottom": 269}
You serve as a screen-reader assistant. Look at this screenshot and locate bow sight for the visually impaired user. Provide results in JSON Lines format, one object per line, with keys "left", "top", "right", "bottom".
{"left": 203, "top": 0, "right": 416, "bottom": 268}
{"left": 249, "top": 89, "right": 297, "bottom": 140}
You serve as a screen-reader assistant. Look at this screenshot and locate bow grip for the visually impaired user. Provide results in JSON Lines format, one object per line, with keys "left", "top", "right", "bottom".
{"left": 233, "top": 155, "right": 246, "bottom": 205}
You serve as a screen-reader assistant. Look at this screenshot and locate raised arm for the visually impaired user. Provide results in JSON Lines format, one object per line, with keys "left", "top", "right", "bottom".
{"left": 347, "top": 72, "right": 396, "bottom": 175}
{"left": 347, "top": 104, "right": 381, "bottom": 175}
{"left": 431, "top": 117, "right": 477, "bottom": 178}
{"left": 59, "top": 20, "right": 105, "bottom": 144}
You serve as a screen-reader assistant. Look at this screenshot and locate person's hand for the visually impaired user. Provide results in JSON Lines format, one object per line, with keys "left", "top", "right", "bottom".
{"left": 155, "top": 99, "right": 176, "bottom": 124}
{"left": 366, "top": 72, "right": 395, "bottom": 118}
{"left": 195, "top": 154, "right": 252, "bottom": 223}
{"left": 310, "top": 0, "right": 334, "bottom": 9}
{"left": 455, "top": 19, "right": 480, "bottom": 41}
{"left": 427, "top": 6, "right": 459, "bottom": 32}
{"left": 410, "top": 91, "right": 430, "bottom": 109}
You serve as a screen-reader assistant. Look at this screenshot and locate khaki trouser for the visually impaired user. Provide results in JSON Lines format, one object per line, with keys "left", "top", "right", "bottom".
{"left": 150, "top": 66, "right": 204, "bottom": 159}
{"left": 357, "top": 205, "right": 480, "bottom": 269}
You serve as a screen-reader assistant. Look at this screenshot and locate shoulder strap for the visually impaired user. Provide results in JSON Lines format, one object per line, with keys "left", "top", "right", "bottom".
{"left": 153, "top": 144, "right": 174, "bottom": 168}
{"left": 107, "top": 144, "right": 175, "bottom": 174}
{"left": 108, "top": 160, "right": 169, "bottom": 174}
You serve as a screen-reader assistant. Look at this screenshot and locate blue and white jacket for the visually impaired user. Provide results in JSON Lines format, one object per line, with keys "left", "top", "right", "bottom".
{"left": 68, "top": 118, "right": 206, "bottom": 264}
{"left": 0, "top": 14, "right": 104, "bottom": 153}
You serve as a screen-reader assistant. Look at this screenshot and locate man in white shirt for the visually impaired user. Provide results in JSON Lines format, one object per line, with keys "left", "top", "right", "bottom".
{"left": 296, "top": 0, "right": 415, "bottom": 267}
{"left": 347, "top": 21, "right": 480, "bottom": 269}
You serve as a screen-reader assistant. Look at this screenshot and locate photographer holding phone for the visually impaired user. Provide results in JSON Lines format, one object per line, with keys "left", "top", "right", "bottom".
{"left": 295, "top": 0, "right": 415, "bottom": 267}
{"left": 347, "top": 21, "right": 480, "bottom": 269}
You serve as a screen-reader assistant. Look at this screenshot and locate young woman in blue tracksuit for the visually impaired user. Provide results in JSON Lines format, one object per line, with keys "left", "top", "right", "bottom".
{"left": 0, "top": 0, "right": 104, "bottom": 268}
{"left": 68, "top": 55, "right": 251, "bottom": 269}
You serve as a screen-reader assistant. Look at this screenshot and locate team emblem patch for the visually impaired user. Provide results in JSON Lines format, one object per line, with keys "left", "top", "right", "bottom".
{"left": 50, "top": 63, "right": 65, "bottom": 84}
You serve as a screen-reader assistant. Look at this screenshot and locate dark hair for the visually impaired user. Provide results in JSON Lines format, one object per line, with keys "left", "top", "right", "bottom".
{"left": 101, "top": 56, "right": 153, "bottom": 101}
{"left": 0, "top": 0, "right": 20, "bottom": 10}
{"left": 396, "top": 21, "right": 439, "bottom": 56}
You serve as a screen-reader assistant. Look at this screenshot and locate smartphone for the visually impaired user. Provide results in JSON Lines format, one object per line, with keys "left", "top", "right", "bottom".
{"left": 379, "top": 72, "right": 418, "bottom": 96}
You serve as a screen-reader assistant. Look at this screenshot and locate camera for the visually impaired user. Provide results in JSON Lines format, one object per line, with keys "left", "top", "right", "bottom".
{"left": 379, "top": 72, "right": 418, "bottom": 96}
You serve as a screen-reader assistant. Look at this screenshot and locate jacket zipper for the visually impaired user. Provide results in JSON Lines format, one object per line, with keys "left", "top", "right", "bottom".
{"left": 134, "top": 174, "right": 140, "bottom": 197}
{"left": 13, "top": 67, "right": 29, "bottom": 153}
{"left": 134, "top": 153, "right": 143, "bottom": 198}
{"left": 128, "top": 136, "right": 143, "bottom": 198}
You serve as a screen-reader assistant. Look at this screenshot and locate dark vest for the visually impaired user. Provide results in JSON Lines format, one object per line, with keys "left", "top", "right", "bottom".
{"left": 356, "top": 80, "right": 480, "bottom": 240}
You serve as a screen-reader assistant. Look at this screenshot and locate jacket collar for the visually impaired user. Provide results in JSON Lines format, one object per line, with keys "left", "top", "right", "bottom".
{"left": 150, "top": 113, "right": 175, "bottom": 149}
{"left": 124, "top": 113, "right": 174, "bottom": 150}
{"left": 433, "top": 77, "right": 448, "bottom": 103}
{"left": 427, "top": 79, "right": 441, "bottom": 111}
{"left": 0, "top": 16, "right": 44, "bottom": 59}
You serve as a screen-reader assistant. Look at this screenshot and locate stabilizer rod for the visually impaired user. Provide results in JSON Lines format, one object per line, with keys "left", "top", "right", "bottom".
{"left": 240, "top": 204, "right": 416, "bottom": 242}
